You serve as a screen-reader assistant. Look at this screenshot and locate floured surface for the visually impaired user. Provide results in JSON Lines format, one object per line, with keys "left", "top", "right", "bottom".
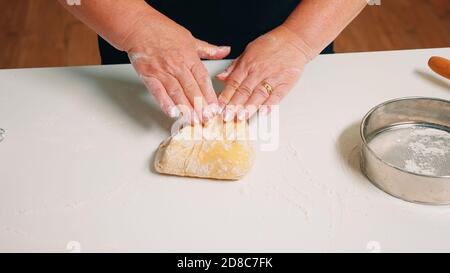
{"left": 1, "top": 48, "right": 450, "bottom": 252}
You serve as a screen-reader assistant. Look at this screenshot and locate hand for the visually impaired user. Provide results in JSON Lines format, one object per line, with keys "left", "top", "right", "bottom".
{"left": 216, "top": 25, "right": 312, "bottom": 121}
{"left": 124, "top": 11, "right": 230, "bottom": 123}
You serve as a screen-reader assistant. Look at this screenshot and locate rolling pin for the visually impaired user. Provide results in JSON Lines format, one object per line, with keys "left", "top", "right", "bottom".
{"left": 428, "top": 56, "right": 450, "bottom": 80}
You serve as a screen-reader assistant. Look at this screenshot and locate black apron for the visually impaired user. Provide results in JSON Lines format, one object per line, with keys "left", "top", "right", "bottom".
{"left": 98, "top": 0, "right": 334, "bottom": 64}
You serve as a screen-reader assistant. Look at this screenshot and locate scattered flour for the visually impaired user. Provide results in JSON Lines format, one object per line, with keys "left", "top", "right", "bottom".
{"left": 368, "top": 126, "right": 450, "bottom": 176}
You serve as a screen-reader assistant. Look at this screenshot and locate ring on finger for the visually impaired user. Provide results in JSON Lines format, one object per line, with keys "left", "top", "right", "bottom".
{"left": 261, "top": 82, "right": 274, "bottom": 95}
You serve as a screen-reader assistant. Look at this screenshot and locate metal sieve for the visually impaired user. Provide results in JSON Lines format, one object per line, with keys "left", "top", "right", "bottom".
{"left": 360, "top": 97, "right": 450, "bottom": 205}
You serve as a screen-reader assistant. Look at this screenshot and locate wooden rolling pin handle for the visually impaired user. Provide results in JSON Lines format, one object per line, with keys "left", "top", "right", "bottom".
{"left": 428, "top": 56, "right": 450, "bottom": 80}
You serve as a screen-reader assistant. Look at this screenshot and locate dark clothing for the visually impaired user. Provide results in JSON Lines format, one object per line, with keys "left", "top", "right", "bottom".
{"left": 99, "top": 0, "right": 334, "bottom": 65}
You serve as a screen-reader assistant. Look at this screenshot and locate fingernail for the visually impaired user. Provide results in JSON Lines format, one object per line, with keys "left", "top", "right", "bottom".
{"left": 210, "top": 103, "right": 219, "bottom": 115}
{"left": 216, "top": 72, "right": 227, "bottom": 78}
{"left": 219, "top": 46, "right": 230, "bottom": 52}
{"left": 237, "top": 109, "right": 247, "bottom": 121}
{"left": 223, "top": 109, "right": 235, "bottom": 122}
{"left": 259, "top": 106, "right": 269, "bottom": 116}
{"left": 168, "top": 106, "right": 180, "bottom": 118}
{"left": 218, "top": 102, "right": 226, "bottom": 114}
{"left": 203, "top": 103, "right": 218, "bottom": 120}
{"left": 192, "top": 113, "right": 200, "bottom": 124}
{"left": 202, "top": 108, "right": 213, "bottom": 120}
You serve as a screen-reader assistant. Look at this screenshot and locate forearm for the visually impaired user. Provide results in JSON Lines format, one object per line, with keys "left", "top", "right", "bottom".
{"left": 283, "top": 0, "right": 367, "bottom": 59}
{"left": 57, "top": 0, "right": 161, "bottom": 51}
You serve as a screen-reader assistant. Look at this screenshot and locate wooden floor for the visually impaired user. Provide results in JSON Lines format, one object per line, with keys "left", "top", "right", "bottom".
{"left": 0, "top": 0, "right": 449, "bottom": 69}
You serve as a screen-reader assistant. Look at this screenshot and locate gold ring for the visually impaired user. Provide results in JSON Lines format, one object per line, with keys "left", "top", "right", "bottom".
{"left": 262, "top": 82, "right": 273, "bottom": 95}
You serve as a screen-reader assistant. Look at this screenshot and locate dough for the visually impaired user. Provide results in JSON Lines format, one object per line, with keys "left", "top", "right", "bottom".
{"left": 154, "top": 116, "right": 255, "bottom": 180}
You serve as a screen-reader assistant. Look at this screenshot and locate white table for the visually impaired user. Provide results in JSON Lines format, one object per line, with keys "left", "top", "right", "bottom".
{"left": 0, "top": 48, "right": 449, "bottom": 253}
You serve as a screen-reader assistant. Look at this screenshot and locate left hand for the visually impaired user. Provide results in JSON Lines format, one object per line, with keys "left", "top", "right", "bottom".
{"left": 216, "top": 25, "right": 313, "bottom": 121}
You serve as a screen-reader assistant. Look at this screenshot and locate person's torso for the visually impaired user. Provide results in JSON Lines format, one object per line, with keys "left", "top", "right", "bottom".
{"left": 145, "top": 0, "right": 301, "bottom": 58}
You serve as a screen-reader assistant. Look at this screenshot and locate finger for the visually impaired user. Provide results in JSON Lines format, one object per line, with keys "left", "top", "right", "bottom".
{"left": 227, "top": 73, "right": 265, "bottom": 121}
{"left": 244, "top": 78, "right": 280, "bottom": 119}
{"left": 216, "top": 57, "right": 240, "bottom": 81}
{"left": 190, "top": 62, "right": 219, "bottom": 121}
{"left": 228, "top": 72, "right": 264, "bottom": 106}
{"left": 140, "top": 75, "right": 177, "bottom": 118}
{"left": 175, "top": 67, "right": 207, "bottom": 123}
{"left": 195, "top": 38, "right": 231, "bottom": 60}
{"left": 217, "top": 66, "right": 247, "bottom": 111}
{"left": 219, "top": 67, "right": 248, "bottom": 122}
{"left": 159, "top": 74, "right": 196, "bottom": 122}
{"left": 129, "top": 54, "right": 183, "bottom": 118}
{"left": 261, "top": 83, "right": 292, "bottom": 115}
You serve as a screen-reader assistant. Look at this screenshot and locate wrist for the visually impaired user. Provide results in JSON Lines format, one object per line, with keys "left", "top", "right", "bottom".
{"left": 112, "top": 4, "right": 158, "bottom": 51}
{"left": 276, "top": 24, "right": 318, "bottom": 63}
{"left": 118, "top": 7, "right": 192, "bottom": 53}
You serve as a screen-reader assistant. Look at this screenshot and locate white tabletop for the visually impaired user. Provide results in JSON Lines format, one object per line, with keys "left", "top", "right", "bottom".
{"left": 0, "top": 48, "right": 449, "bottom": 253}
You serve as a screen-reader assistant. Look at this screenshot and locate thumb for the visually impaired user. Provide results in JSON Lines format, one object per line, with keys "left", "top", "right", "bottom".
{"left": 195, "top": 38, "right": 231, "bottom": 60}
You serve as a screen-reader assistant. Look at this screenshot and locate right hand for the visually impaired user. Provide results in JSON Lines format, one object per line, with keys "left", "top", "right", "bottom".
{"left": 122, "top": 11, "right": 230, "bottom": 123}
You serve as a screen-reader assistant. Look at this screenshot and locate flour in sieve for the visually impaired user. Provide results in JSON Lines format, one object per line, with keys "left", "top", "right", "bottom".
{"left": 368, "top": 126, "right": 450, "bottom": 176}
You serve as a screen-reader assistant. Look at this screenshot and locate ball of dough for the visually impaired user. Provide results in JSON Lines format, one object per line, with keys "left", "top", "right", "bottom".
{"left": 154, "top": 117, "right": 255, "bottom": 180}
